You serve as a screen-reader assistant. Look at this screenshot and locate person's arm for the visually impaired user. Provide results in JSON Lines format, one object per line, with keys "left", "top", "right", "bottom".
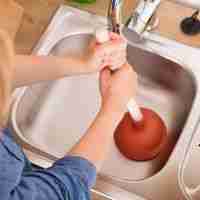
{"left": 7, "top": 63, "right": 137, "bottom": 200}
{"left": 69, "top": 102, "right": 124, "bottom": 171}
{"left": 69, "top": 63, "right": 137, "bottom": 171}
{"left": 9, "top": 157, "right": 95, "bottom": 200}
{"left": 1, "top": 131, "right": 95, "bottom": 200}
{"left": 13, "top": 55, "right": 88, "bottom": 87}
{"left": 13, "top": 33, "right": 126, "bottom": 88}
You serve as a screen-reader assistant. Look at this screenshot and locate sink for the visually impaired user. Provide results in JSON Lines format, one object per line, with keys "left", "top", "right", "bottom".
{"left": 12, "top": 32, "right": 195, "bottom": 180}
{"left": 11, "top": 6, "right": 200, "bottom": 200}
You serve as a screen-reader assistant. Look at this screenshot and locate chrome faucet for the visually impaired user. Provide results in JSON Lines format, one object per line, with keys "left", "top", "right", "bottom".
{"left": 126, "top": 0, "right": 161, "bottom": 36}
{"left": 108, "top": 0, "right": 200, "bottom": 40}
{"left": 108, "top": 0, "right": 161, "bottom": 36}
{"left": 107, "top": 0, "right": 123, "bottom": 34}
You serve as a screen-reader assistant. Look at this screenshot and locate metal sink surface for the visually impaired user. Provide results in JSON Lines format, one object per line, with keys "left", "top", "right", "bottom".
{"left": 11, "top": 6, "right": 200, "bottom": 200}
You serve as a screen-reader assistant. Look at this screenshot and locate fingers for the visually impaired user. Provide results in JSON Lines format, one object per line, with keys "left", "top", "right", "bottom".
{"left": 90, "top": 31, "right": 127, "bottom": 72}
{"left": 96, "top": 41, "right": 127, "bottom": 69}
{"left": 95, "top": 29, "right": 125, "bottom": 43}
{"left": 100, "top": 68, "right": 111, "bottom": 82}
{"left": 106, "top": 50, "right": 127, "bottom": 70}
{"left": 109, "top": 32, "right": 122, "bottom": 41}
{"left": 103, "top": 38, "right": 127, "bottom": 52}
{"left": 109, "top": 32, "right": 126, "bottom": 43}
{"left": 95, "top": 37, "right": 127, "bottom": 70}
{"left": 99, "top": 68, "right": 111, "bottom": 95}
{"left": 95, "top": 31, "right": 127, "bottom": 53}
{"left": 95, "top": 29, "right": 110, "bottom": 44}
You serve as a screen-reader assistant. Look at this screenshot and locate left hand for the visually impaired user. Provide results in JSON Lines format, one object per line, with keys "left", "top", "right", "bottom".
{"left": 84, "top": 32, "right": 127, "bottom": 73}
{"left": 99, "top": 62, "right": 138, "bottom": 116}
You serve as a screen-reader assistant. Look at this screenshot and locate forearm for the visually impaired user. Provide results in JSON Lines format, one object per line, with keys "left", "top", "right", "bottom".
{"left": 13, "top": 55, "right": 87, "bottom": 88}
{"left": 69, "top": 104, "right": 125, "bottom": 171}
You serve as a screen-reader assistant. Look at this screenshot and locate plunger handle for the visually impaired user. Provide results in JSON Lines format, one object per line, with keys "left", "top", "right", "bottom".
{"left": 127, "top": 98, "right": 143, "bottom": 122}
{"left": 95, "top": 29, "right": 143, "bottom": 122}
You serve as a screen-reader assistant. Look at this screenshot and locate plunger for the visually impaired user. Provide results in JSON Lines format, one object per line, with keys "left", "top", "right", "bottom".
{"left": 114, "top": 100, "right": 167, "bottom": 161}
{"left": 96, "top": 29, "right": 167, "bottom": 161}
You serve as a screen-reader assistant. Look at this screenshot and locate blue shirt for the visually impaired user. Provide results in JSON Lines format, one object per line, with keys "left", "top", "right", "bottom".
{"left": 0, "top": 128, "right": 97, "bottom": 200}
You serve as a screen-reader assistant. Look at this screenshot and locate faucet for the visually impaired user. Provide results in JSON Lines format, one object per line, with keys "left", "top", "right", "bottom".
{"left": 107, "top": 0, "right": 161, "bottom": 37}
{"left": 108, "top": 0, "right": 200, "bottom": 41}
{"left": 126, "top": 0, "right": 161, "bottom": 36}
{"left": 107, "top": 0, "right": 123, "bottom": 34}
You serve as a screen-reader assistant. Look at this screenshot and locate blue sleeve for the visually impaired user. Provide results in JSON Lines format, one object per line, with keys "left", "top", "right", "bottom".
{"left": 10, "top": 156, "right": 97, "bottom": 200}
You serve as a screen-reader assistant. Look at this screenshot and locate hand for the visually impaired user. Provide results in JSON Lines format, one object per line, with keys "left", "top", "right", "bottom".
{"left": 85, "top": 32, "right": 127, "bottom": 73}
{"left": 99, "top": 63, "right": 138, "bottom": 116}
{"left": 0, "top": 29, "right": 14, "bottom": 127}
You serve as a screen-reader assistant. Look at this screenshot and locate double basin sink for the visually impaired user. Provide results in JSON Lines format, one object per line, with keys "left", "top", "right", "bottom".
{"left": 11, "top": 6, "right": 200, "bottom": 200}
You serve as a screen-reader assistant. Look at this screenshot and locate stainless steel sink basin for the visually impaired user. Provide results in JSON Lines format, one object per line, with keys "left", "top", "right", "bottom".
{"left": 11, "top": 6, "right": 200, "bottom": 200}
{"left": 12, "top": 33, "right": 195, "bottom": 181}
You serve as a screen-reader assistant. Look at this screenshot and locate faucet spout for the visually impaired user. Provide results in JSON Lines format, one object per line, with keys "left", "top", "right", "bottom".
{"left": 108, "top": 0, "right": 123, "bottom": 33}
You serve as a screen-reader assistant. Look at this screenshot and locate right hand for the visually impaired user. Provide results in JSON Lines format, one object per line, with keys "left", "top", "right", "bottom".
{"left": 99, "top": 63, "right": 138, "bottom": 116}
{"left": 84, "top": 32, "right": 127, "bottom": 73}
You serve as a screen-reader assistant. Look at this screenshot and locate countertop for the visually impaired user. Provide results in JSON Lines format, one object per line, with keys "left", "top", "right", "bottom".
{"left": 0, "top": 0, "right": 24, "bottom": 40}
{"left": 14, "top": 0, "right": 199, "bottom": 54}
{"left": 14, "top": 0, "right": 137, "bottom": 54}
